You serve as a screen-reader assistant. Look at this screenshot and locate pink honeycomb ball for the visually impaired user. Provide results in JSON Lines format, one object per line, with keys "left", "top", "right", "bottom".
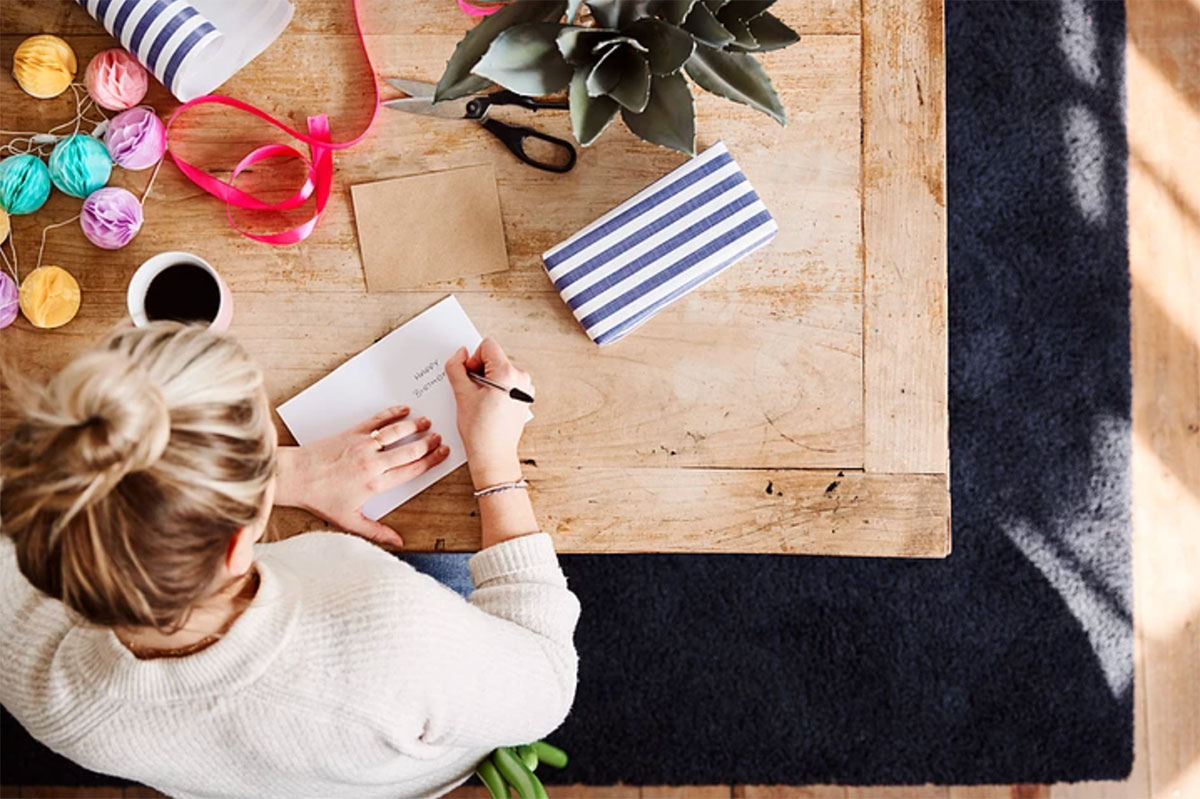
{"left": 85, "top": 49, "right": 148, "bottom": 111}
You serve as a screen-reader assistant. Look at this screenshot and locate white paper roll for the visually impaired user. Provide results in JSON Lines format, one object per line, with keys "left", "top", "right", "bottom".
{"left": 76, "top": 0, "right": 294, "bottom": 101}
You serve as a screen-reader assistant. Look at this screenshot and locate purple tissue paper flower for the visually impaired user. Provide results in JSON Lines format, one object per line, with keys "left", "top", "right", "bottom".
{"left": 104, "top": 106, "right": 166, "bottom": 171}
{"left": 0, "top": 272, "right": 18, "bottom": 328}
{"left": 81, "top": 187, "right": 144, "bottom": 250}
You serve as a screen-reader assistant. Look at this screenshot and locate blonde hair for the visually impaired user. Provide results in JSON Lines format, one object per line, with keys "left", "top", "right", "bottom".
{"left": 1, "top": 322, "right": 276, "bottom": 631}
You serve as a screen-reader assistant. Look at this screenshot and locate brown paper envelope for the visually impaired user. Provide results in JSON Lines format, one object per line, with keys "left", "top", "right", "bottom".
{"left": 351, "top": 164, "right": 509, "bottom": 291}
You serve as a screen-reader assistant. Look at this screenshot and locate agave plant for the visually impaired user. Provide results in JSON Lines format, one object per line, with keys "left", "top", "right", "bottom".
{"left": 433, "top": 0, "right": 799, "bottom": 156}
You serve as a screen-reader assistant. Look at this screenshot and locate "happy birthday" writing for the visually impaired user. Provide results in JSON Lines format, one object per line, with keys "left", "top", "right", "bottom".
{"left": 412, "top": 359, "right": 445, "bottom": 398}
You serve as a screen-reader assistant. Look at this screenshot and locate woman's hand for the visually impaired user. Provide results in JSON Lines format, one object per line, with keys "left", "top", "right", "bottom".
{"left": 445, "top": 338, "right": 533, "bottom": 490}
{"left": 274, "top": 406, "right": 450, "bottom": 548}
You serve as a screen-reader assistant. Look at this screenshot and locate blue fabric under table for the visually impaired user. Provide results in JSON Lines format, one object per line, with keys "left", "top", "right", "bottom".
{"left": 397, "top": 552, "right": 473, "bottom": 598}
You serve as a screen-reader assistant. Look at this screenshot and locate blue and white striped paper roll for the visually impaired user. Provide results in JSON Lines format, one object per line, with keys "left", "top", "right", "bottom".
{"left": 77, "top": 0, "right": 293, "bottom": 101}
{"left": 542, "top": 141, "right": 778, "bottom": 346}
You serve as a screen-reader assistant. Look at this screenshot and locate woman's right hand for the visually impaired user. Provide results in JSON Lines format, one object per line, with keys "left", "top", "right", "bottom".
{"left": 444, "top": 338, "right": 533, "bottom": 489}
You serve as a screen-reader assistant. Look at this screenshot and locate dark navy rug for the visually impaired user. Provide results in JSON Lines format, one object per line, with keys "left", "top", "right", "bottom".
{"left": 1, "top": 0, "right": 1131, "bottom": 789}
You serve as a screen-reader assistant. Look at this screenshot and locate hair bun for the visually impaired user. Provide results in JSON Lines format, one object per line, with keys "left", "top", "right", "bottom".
{"left": 42, "top": 350, "right": 171, "bottom": 480}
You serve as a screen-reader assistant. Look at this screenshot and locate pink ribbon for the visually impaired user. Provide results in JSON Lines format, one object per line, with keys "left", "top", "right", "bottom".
{"left": 457, "top": 0, "right": 504, "bottom": 16}
{"left": 165, "top": 0, "right": 380, "bottom": 245}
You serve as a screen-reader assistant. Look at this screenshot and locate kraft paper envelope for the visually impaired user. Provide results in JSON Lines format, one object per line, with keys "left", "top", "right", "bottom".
{"left": 351, "top": 164, "right": 510, "bottom": 291}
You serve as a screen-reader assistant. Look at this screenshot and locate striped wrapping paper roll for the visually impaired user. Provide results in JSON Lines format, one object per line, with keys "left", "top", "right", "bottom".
{"left": 76, "top": 0, "right": 293, "bottom": 101}
{"left": 542, "top": 141, "right": 778, "bottom": 346}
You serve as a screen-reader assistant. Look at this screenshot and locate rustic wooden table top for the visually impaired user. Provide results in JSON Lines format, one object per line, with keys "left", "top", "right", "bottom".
{"left": 0, "top": 0, "right": 948, "bottom": 556}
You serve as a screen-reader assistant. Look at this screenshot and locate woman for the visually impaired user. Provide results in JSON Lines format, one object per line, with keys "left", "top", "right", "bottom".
{"left": 0, "top": 322, "right": 579, "bottom": 799}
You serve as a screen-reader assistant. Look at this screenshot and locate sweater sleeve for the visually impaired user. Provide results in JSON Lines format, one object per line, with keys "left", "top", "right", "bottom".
{"left": 404, "top": 533, "right": 580, "bottom": 749}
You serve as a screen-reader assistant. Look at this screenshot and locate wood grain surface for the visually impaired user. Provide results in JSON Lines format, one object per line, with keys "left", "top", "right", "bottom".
{"left": 0, "top": 31, "right": 863, "bottom": 295}
{"left": 861, "top": 0, "right": 949, "bottom": 475}
{"left": 0, "top": 0, "right": 949, "bottom": 556}
{"left": 1123, "top": 4, "right": 1200, "bottom": 799}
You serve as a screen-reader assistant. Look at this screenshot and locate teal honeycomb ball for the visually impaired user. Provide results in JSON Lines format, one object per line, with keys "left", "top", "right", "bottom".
{"left": 0, "top": 154, "right": 52, "bottom": 215}
{"left": 48, "top": 134, "right": 112, "bottom": 198}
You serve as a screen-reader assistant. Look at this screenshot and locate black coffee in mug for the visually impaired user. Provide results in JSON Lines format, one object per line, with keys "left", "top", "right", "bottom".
{"left": 143, "top": 263, "right": 221, "bottom": 323}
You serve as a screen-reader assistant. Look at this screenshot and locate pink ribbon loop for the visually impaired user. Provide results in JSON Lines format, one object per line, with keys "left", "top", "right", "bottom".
{"left": 457, "top": 0, "right": 504, "bottom": 16}
{"left": 165, "top": 0, "right": 380, "bottom": 245}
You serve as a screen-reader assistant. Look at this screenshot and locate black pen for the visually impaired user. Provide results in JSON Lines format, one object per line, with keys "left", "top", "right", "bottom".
{"left": 468, "top": 372, "right": 534, "bottom": 404}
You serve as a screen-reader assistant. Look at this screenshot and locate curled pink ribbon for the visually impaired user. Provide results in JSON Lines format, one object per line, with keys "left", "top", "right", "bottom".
{"left": 457, "top": 0, "right": 504, "bottom": 16}
{"left": 166, "top": 0, "right": 379, "bottom": 245}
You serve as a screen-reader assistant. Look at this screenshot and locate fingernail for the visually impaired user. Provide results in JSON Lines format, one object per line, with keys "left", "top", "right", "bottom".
{"left": 431, "top": 434, "right": 442, "bottom": 445}
{"left": 438, "top": 445, "right": 449, "bottom": 456}
{"left": 418, "top": 417, "right": 431, "bottom": 429}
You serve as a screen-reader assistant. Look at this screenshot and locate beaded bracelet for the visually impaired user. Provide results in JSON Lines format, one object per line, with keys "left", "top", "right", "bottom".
{"left": 473, "top": 478, "right": 529, "bottom": 498}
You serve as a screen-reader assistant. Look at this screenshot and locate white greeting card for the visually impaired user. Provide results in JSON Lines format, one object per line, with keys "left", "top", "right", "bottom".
{"left": 277, "top": 296, "right": 482, "bottom": 520}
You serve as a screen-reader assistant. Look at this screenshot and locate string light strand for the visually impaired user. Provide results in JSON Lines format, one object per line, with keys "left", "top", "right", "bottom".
{"left": 0, "top": 84, "right": 110, "bottom": 157}
{"left": 0, "top": 238, "right": 18, "bottom": 284}
{"left": 36, "top": 215, "right": 81, "bottom": 272}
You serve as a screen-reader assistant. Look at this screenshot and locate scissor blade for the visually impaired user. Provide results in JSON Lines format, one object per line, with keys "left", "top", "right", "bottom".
{"left": 382, "top": 96, "right": 471, "bottom": 119}
{"left": 385, "top": 77, "right": 437, "bottom": 98}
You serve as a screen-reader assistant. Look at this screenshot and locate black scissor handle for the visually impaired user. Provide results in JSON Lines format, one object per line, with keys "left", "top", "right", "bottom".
{"left": 465, "top": 92, "right": 567, "bottom": 118}
{"left": 480, "top": 118, "right": 577, "bottom": 173}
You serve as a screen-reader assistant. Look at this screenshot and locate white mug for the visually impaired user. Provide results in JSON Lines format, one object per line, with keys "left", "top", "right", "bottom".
{"left": 127, "top": 251, "right": 233, "bottom": 333}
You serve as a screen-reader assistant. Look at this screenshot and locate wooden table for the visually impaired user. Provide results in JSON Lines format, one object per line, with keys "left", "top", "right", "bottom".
{"left": 0, "top": 0, "right": 948, "bottom": 556}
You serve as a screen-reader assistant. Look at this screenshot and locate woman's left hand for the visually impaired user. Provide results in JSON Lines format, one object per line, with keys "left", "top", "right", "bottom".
{"left": 274, "top": 405, "right": 450, "bottom": 548}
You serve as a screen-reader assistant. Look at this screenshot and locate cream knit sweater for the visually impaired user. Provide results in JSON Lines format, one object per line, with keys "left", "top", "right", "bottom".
{"left": 0, "top": 531, "right": 580, "bottom": 799}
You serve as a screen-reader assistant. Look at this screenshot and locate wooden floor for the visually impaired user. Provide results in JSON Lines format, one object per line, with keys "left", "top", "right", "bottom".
{"left": 1, "top": 0, "right": 1196, "bottom": 797}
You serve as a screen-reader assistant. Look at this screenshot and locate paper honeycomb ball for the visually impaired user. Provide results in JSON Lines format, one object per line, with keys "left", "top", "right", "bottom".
{"left": 48, "top": 134, "right": 113, "bottom": 198}
{"left": 81, "top": 187, "right": 143, "bottom": 250}
{"left": 0, "top": 207, "right": 9, "bottom": 244}
{"left": 85, "top": 49, "right": 149, "bottom": 111}
{"left": 104, "top": 107, "right": 167, "bottom": 170}
{"left": 12, "top": 35, "right": 77, "bottom": 99}
{"left": 19, "top": 265, "right": 81, "bottom": 329}
{"left": 0, "top": 272, "right": 18, "bottom": 329}
{"left": 0, "top": 154, "right": 52, "bottom": 215}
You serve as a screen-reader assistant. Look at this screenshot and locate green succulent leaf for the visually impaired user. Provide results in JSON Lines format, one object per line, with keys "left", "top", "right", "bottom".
{"left": 746, "top": 12, "right": 799, "bottom": 51}
{"left": 586, "top": 43, "right": 651, "bottom": 112}
{"left": 435, "top": 0, "right": 568, "bottom": 102}
{"left": 473, "top": 22, "right": 573, "bottom": 96}
{"left": 655, "top": 0, "right": 700, "bottom": 25}
{"left": 720, "top": 15, "right": 759, "bottom": 50}
{"left": 557, "top": 26, "right": 619, "bottom": 63}
{"left": 717, "top": 0, "right": 775, "bottom": 23}
{"left": 570, "top": 66, "right": 620, "bottom": 145}
{"left": 591, "top": 35, "right": 649, "bottom": 54}
{"left": 685, "top": 42, "right": 786, "bottom": 124}
{"left": 703, "top": 0, "right": 731, "bottom": 11}
{"left": 626, "top": 17, "right": 696, "bottom": 75}
{"left": 682, "top": 2, "right": 736, "bottom": 49}
{"left": 586, "top": 0, "right": 657, "bottom": 28}
{"left": 621, "top": 72, "right": 696, "bottom": 155}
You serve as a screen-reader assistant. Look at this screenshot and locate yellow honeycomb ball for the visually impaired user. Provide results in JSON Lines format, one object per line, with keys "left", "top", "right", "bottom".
{"left": 13, "top": 35, "right": 78, "bottom": 99}
{"left": 19, "top": 265, "right": 81, "bottom": 329}
{"left": 0, "top": 208, "right": 9, "bottom": 244}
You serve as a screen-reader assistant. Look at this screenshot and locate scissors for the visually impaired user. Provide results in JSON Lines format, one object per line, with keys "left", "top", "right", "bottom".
{"left": 384, "top": 77, "right": 577, "bottom": 173}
